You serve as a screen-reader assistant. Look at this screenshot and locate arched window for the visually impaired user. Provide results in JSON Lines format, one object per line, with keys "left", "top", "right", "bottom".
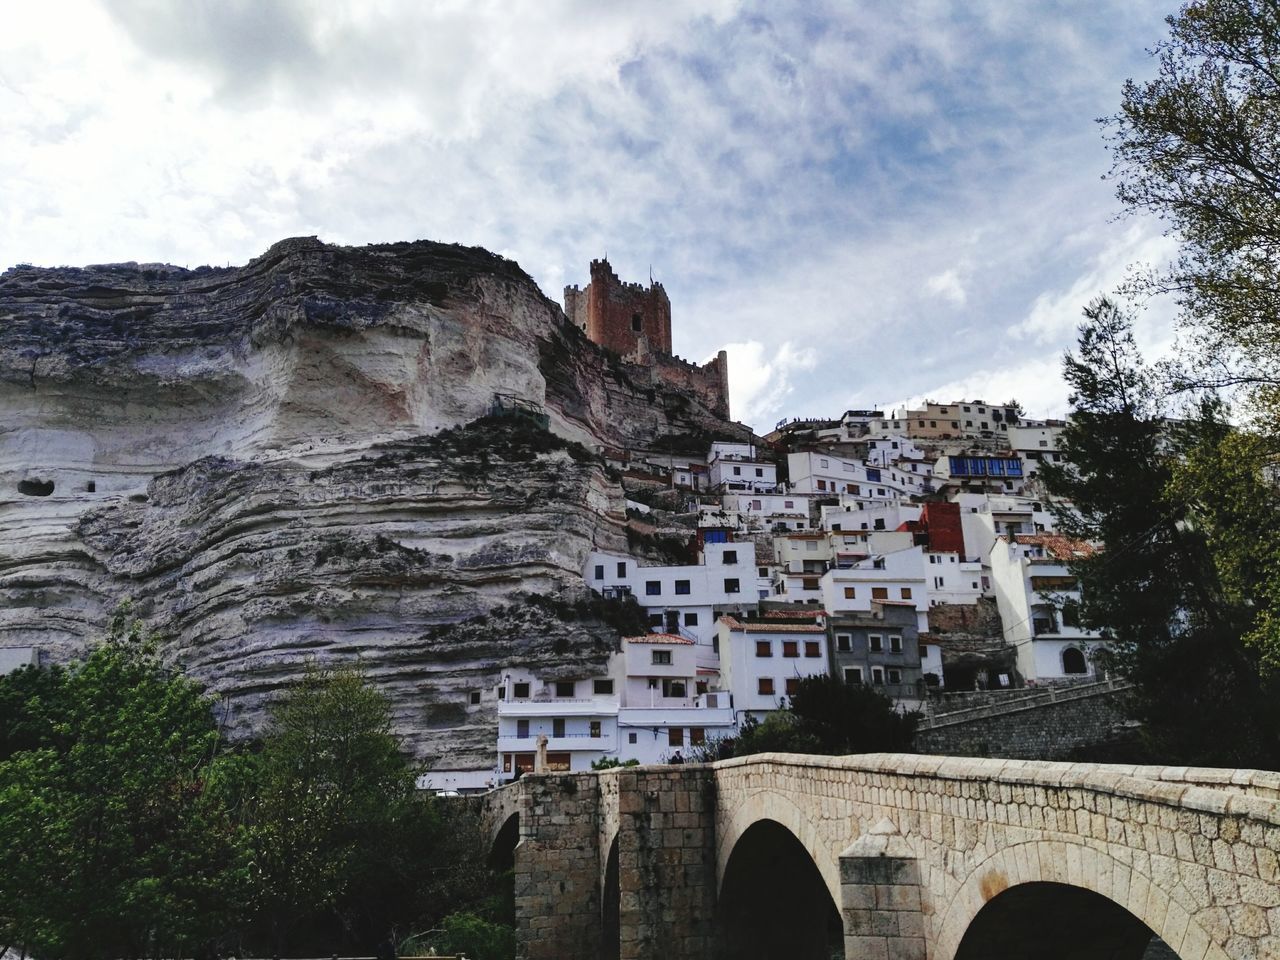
{"left": 1062, "top": 647, "right": 1087, "bottom": 675}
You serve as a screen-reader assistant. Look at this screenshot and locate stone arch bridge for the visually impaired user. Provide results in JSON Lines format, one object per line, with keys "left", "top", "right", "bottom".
{"left": 479, "top": 753, "right": 1280, "bottom": 960}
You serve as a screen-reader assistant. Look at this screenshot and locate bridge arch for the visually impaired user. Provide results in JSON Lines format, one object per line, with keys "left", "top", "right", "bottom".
{"left": 715, "top": 781, "right": 840, "bottom": 906}
{"left": 935, "top": 839, "right": 1227, "bottom": 960}
{"left": 488, "top": 811, "right": 520, "bottom": 870}
{"left": 716, "top": 818, "right": 843, "bottom": 960}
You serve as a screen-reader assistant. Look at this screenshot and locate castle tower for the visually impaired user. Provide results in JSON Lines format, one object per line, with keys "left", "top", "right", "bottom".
{"left": 563, "top": 258, "right": 672, "bottom": 357}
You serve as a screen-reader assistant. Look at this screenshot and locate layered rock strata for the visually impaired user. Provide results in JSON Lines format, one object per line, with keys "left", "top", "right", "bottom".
{"left": 0, "top": 237, "right": 745, "bottom": 768}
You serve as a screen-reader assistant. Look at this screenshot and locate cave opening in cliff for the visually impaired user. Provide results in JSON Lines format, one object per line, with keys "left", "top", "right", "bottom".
{"left": 17, "top": 478, "right": 54, "bottom": 496}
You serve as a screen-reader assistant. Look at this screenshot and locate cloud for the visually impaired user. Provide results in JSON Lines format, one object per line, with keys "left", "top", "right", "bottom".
{"left": 926, "top": 268, "right": 967, "bottom": 306}
{"left": 1, "top": 0, "right": 1180, "bottom": 432}
{"left": 720, "top": 341, "right": 818, "bottom": 427}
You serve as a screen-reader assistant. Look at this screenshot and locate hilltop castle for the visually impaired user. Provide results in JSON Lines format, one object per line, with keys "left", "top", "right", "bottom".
{"left": 564, "top": 258, "right": 731, "bottom": 420}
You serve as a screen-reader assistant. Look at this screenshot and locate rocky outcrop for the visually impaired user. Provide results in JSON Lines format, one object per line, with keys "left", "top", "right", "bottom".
{"left": 0, "top": 237, "right": 743, "bottom": 769}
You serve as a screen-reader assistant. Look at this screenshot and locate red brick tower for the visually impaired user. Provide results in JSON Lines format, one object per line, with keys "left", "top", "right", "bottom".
{"left": 564, "top": 259, "right": 672, "bottom": 357}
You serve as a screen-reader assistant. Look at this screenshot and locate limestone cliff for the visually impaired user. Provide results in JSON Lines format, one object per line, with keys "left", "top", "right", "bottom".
{"left": 0, "top": 237, "right": 746, "bottom": 769}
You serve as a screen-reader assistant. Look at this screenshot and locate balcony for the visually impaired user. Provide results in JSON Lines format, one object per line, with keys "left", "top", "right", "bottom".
{"left": 498, "top": 698, "right": 619, "bottom": 717}
{"left": 497, "top": 731, "right": 618, "bottom": 753}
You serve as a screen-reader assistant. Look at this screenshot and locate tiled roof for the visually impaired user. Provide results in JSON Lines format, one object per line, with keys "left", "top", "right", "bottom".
{"left": 719, "top": 616, "right": 826, "bottom": 634}
{"left": 1012, "top": 533, "right": 1098, "bottom": 560}
{"left": 624, "top": 633, "right": 695, "bottom": 645}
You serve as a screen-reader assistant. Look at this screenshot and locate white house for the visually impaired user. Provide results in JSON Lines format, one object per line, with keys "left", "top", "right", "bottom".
{"left": 586, "top": 541, "right": 760, "bottom": 645}
{"left": 787, "top": 451, "right": 911, "bottom": 501}
{"left": 615, "top": 634, "right": 735, "bottom": 762}
{"left": 708, "top": 442, "right": 778, "bottom": 493}
{"left": 716, "top": 613, "right": 830, "bottom": 724}
{"left": 989, "top": 533, "right": 1104, "bottom": 683}
{"left": 495, "top": 665, "right": 622, "bottom": 778}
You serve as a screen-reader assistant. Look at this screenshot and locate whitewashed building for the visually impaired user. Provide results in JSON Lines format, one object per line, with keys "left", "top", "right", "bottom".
{"left": 989, "top": 533, "right": 1104, "bottom": 683}
{"left": 716, "top": 613, "right": 830, "bottom": 724}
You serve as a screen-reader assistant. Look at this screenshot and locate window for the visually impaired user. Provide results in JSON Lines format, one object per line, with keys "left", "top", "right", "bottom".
{"left": 652, "top": 650, "right": 672, "bottom": 665}
{"left": 933, "top": 576, "right": 945, "bottom": 588}
{"left": 675, "top": 579, "right": 691, "bottom": 595}
{"left": 668, "top": 727, "right": 683, "bottom": 747}
{"left": 755, "top": 640, "right": 772, "bottom": 657}
{"left": 804, "top": 641, "right": 820, "bottom": 658}
{"left": 517, "top": 719, "right": 530, "bottom": 738}
{"left": 900, "top": 587, "right": 912, "bottom": 600}
{"left": 802, "top": 578, "right": 819, "bottom": 591}
{"left": 724, "top": 578, "right": 740, "bottom": 593}
{"left": 783, "top": 640, "right": 799, "bottom": 658}
{"left": 805, "top": 541, "right": 817, "bottom": 552}
{"left": 887, "top": 668, "right": 902, "bottom": 684}
{"left": 723, "top": 550, "right": 738, "bottom": 564}
{"left": 594, "top": 564, "right": 604, "bottom": 580}
{"left": 784, "top": 501, "right": 794, "bottom": 508}
{"left": 555, "top": 680, "right": 575, "bottom": 697}
{"left": 553, "top": 718, "right": 566, "bottom": 738}
{"left": 930, "top": 554, "right": 939, "bottom": 564}
{"left": 844, "top": 667, "right": 863, "bottom": 684}
{"left": 820, "top": 459, "right": 829, "bottom": 468}
{"left": 662, "top": 679, "right": 687, "bottom": 698}
{"left": 871, "top": 587, "right": 888, "bottom": 600}
{"left": 594, "top": 678, "right": 614, "bottom": 695}
{"left": 470, "top": 690, "right": 481, "bottom": 705}
{"left": 755, "top": 468, "right": 764, "bottom": 477}
{"left": 872, "top": 667, "right": 885, "bottom": 684}
{"left": 617, "top": 561, "right": 627, "bottom": 577}
{"left": 1039, "top": 439, "right": 1049, "bottom": 447}
{"left": 785, "top": 677, "right": 800, "bottom": 696}
{"left": 733, "top": 466, "right": 741, "bottom": 476}
{"left": 631, "top": 313, "right": 643, "bottom": 332}
{"left": 685, "top": 612, "right": 699, "bottom": 626}
{"left": 690, "top": 727, "right": 705, "bottom": 746}
{"left": 628, "top": 732, "right": 638, "bottom": 744}
{"left": 1062, "top": 647, "right": 1088, "bottom": 674}
{"left": 1062, "top": 600, "right": 1081, "bottom": 627}
{"left": 645, "top": 580, "right": 661, "bottom": 596}
{"left": 648, "top": 613, "right": 664, "bottom": 627}
{"left": 758, "top": 566, "right": 769, "bottom": 577}
{"left": 890, "top": 635, "right": 903, "bottom": 653}
{"left": 869, "top": 635, "right": 883, "bottom": 652}
{"left": 513, "top": 682, "right": 530, "bottom": 699}
{"left": 873, "top": 559, "right": 886, "bottom": 570}
{"left": 844, "top": 587, "right": 856, "bottom": 599}
{"left": 758, "top": 677, "right": 775, "bottom": 695}
{"left": 836, "top": 633, "right": 852, "bottom": 652}
{"left": 590, "top": 720, "right": 602, "bottom": 738}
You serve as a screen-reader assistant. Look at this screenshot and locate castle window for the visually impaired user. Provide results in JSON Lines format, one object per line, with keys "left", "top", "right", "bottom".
{"left": 632, "top": 313, "right": 643, "bottom": 332}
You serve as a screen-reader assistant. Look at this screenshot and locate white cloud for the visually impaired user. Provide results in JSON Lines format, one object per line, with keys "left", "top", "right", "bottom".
{"left": 720, "top": 341, "right": 818, "bottom": 427}
{"left": 0, "top": 0, "right": 1182, "bottom": 432}
{"left": 926, "top": 268, "right": 967, "bottom": 306}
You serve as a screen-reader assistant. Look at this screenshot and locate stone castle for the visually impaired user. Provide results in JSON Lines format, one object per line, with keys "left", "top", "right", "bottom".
{"left": 564, "top": 258, "right": 731, "bottom": 421}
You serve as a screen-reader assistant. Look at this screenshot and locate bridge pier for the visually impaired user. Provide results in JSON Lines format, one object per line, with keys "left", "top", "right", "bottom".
{"left": 840, "top": 819, "right": 926, "bottom": 960}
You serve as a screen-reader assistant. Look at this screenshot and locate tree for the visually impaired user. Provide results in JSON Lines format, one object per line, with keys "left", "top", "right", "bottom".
{"left": 0, "top": 607, "right": 247, "bottom": 959}
{"left": 1041, "top": 301, "right": 1280, "bottom": 766}
{"left": 726, "top": 676, "right": 918, "bottom": 759}
{"left": 238, "top": 665, "right": 492, "bottom": 956}
{"left": 1106, "top": 0, "right": 1280, "bottom": 394}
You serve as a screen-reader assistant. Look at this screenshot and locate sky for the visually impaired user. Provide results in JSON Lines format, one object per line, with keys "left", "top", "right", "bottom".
{"left": 1, "top": 1, "right": 1184, "bottom": 432}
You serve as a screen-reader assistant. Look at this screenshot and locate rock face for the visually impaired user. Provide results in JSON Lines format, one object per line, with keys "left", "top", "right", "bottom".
{"left": 0, "top": 237, "right": 745, "bottom": 769}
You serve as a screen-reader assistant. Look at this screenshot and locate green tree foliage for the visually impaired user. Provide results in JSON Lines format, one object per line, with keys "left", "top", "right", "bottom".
{"left": 1041, "top": 302, "right": 1280, "bottom": 767}
{"left": 0, "top": 607, "right": 248, "bottom": 960}
{"left": 237, "top": 665, "right": 493, "bottom": 955}
{"left": 1106, "top": 0, "right": 1280, "bottom": 392}
{"left": 726, "top": 675, "right": 918, "bottom": 758}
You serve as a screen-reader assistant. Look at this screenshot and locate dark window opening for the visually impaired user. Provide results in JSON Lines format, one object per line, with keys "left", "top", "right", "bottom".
{"left": 632, "top": 313, "right": 643, "bottom": 332}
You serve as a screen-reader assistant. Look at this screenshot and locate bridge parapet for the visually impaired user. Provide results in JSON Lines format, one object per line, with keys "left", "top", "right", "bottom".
{"left": 496, "top": 754, "right": 1280, "bottom": 960}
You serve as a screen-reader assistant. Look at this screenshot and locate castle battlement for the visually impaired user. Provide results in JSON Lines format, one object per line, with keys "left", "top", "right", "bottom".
{"left": 563, "top": 257, "right": 729, "bottom": 420}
